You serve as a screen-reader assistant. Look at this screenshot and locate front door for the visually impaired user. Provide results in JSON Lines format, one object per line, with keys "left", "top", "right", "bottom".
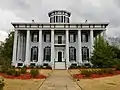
{"left": 58, "top": 36, "right": 62, "bottom": 44}
{"left": 58, "top": 52, "right": 62, "bottom": 62}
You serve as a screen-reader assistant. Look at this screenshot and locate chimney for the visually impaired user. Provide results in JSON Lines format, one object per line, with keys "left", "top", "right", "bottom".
{"left": 32, "top": 20, "right": 34, "bottom": 23}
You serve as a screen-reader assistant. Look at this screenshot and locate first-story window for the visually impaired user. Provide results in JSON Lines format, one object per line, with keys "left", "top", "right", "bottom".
{"left": 82, "top": 47, "right": 89, "bottom": 61}
{"left": 31, "top": 47, "right": 38, "bottom": 62}
{"left": 69, "top": 47, "right": 76, "bottom": 61}
{"left": 44, "top": 47, "right": 51, "bottom": 61}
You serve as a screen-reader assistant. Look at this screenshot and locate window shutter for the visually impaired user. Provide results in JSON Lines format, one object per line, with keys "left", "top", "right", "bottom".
{"left": 31, "top": 48, "right": 33, "bottom": 61}
{"left": 32, "top": 33, "right": 34, "bottom": 42}
{"left": 37, "top": 33, "right": 39, "bottom": 42}
{"left": 74, "top": 34, "right": 76, "bottom": 42}
{"left": 37, "top": 47, "right": 38, "bottom": 61}
{"left": 81, "top": 34, "right": 83, "bottom": 42}
{"left": 87, "top": 48, "right": 89, "bottom": 61}
{"left": 44, "top": 34, "right": 46, "bottom": 42}
{"left": 44, "top": 48, "right": 45, "bottom": 60}
{"left": 74, "top": 48, "right": 76, "bottom": 61}
{"left": 82, "top": 47, "right": 83, "bottom": 61}
{"left": 86, "top": 34, "right": 88, "bottom": 42}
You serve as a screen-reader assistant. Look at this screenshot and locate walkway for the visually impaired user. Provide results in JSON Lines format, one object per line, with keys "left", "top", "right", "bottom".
{"left": 39, "top": 70, "right": 81, "bottom": 90}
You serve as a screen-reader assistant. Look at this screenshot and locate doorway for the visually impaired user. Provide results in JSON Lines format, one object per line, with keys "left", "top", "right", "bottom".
{"left": 58, "top": 51, "right": 62, "bottom": 62}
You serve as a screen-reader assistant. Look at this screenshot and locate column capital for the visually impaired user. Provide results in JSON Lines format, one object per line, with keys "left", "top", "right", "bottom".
{"left": 51, "top": 29, "right": 54, "bottom": 31}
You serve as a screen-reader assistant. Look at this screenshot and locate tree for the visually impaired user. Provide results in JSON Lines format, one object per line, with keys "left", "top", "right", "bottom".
{"left": 0, "top": 31, "right": 14, "bottom": 66}
{"left": 90, "top": 36, "right": 118, "bottom": 68}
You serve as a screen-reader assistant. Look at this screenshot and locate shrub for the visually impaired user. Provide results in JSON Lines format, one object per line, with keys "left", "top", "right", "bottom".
{"left": 69, "top": 64, "right": 78, "bottom": 69}
{"left": 20, "top": 67, "right": 26, "bottom": 74}
{"left": 0, "top": 77, "right": 5, "bottom": 90}
{"left": 81, "top": 70, "right": 92, "bottom": 77}
{"left": 6, "top": 68, "right": 20, "bottom": 76}
{"left": 6, "top": 68, "right": 15, "bottom": 75}
{"left": 30, "top": 69, "right": 39, "bottom": 78}
{"left": 46, "top": 65, "right": 52, "bottom": 69}
{"left": 0, "top": 65, "right": 8, "bottom": 73}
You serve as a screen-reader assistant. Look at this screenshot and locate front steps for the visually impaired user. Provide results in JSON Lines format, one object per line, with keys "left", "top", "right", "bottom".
{"left": 54, "top": 62, "right": 66, "bottom": 69}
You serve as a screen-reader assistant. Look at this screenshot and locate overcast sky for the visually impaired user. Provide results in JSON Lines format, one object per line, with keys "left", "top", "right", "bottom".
{"left": 0, "top": 0, "right": 120, "bottom": 41}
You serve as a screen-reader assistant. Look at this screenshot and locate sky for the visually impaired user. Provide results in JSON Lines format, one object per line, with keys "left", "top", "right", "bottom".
{"left": 0, "top": 0, "right": 120, "bottom": 41}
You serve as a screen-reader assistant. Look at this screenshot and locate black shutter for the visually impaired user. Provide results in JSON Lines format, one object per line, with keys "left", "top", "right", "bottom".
{"left": 81, "top": 33, "right": 83, "bottom": 42}
{"left": 86, "top": 34, "right": 88, "bottom": 42}
{"left": 74, "top": 34, "right": 76, "bottom": 42}
{"left": 37, "top": 33, "right": 39, "bottom": 42}
{"left": 31, "top": 48, "right": 33, "bottom": 61}
{"left": 50, "top": 34, "right": 51, "bottom": 42}
{"left": 87, "top": 48, "right": 89, "bottom": 61}
{"left": 44, "top": 48, "right": 45, "bottom": 60}
{"left": 32, "top": 33, "right": 33, "bottom": 42}
{"left": 69, "top": 47, "right": 70, "bottom": 61}
{"left": 74, "top": 48, "right": 76, "bottom": 61}
{"left": 82, "top": 47, "right": 83, "bottom": 61}
{"left": 44, "top": 34, "right": 46, "bottom": 42}
{"left": 37, "top": 47, "right": 38, "bottom": 61}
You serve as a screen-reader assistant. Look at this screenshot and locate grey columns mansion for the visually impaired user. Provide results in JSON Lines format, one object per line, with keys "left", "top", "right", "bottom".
{"left": 12, "top": 10, "right": 109, "bottom": 69}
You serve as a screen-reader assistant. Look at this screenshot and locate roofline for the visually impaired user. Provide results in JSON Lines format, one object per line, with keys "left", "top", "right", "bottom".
{"left": 11, "top": 22, "right": 109, "bottom": 25}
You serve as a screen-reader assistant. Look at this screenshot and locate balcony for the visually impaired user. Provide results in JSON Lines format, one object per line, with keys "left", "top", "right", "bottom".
{"left": 54, "top": 40, "right": 66, "bottom": 46}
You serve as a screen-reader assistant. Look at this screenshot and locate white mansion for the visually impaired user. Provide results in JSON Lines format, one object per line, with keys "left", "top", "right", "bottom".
{"left": 12, "top": 10, "right": 108, "bottom": 69}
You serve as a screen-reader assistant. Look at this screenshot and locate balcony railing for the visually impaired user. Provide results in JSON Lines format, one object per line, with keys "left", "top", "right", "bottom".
{"left": 54, "top": 40, "right": 66, "bottom": 44}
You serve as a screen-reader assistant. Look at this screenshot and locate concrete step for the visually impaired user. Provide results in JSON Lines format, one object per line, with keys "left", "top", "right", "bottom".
{"left": 54, "top": 62, "right": 66, "bottom": 69}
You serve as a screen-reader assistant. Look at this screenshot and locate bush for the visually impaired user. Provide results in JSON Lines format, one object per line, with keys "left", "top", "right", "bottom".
{"left": 81, "top": 70, "right": 92, "bottom": 77}
{"left": 6, "top": 68, "right": 20, "bottom": 76}
{"left": 69, "top": 64, "right": 78, "bottom": 69}
{"left": 30, "top": 69, "right": 39, "bottom": 78}
{"left": 0, "top": 65, "right": 9, "bottom": 73}
{"left": 20, "top": 67, "right": 26, "bottom": 74}
{"left": 0, "top": 77, "right": 5, "bottom": 90}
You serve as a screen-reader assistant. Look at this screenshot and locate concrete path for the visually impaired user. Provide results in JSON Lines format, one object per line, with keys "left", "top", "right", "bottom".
{"left": 39, "top": 70, "right": 81, "bottom": 90}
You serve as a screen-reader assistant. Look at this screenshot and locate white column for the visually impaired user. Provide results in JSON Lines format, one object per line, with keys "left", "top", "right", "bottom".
{"left": 12, "top": 30, "right": 18, "bottom": 66}
{"left": 90, "top": 29, "right": 94, "bottom": 56}
{"left": 66, "top": 30, "right": 69, "bottom": 70}
{"left": 51, "top": 29, "right": 54, "bottom": 69}
{"left": 103, "top": 30, "right": 106, "bottom": 40}
{"left": 25, "top": 30, "right": 30, "bottom": 66}
{"left": 78, "top": 30, "right": 82, "bottom": 64}
{"left": 38, "top": 30, "right": 42, "bottom": 66}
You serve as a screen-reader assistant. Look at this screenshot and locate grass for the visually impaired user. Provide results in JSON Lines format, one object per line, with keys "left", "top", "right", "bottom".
{"left": 3, "top": 69, "right": 52, "bottom": 90}
{"left": 69, "top": 69, "right": 120, "bottom": 90}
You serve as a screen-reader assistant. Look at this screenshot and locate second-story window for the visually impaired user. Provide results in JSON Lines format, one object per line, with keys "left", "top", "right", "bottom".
{"left": 32, "top": 32, "right": 38, "bottom": 42}
{"left": 81, "top": 33, "right": 88, "bottom": 42}
{"left": 44, "top": 34, "right": 51, "bottom": 42}
{"left": 69, "top": 34, "right": 76, "bottom": 43}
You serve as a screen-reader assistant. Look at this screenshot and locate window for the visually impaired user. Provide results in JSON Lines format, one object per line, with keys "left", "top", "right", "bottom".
{"left": 69, "top": 34, "right": 76, "bottom": 43}
{"left": 31, "top": 32, "right": 38, "bottom": 42}
{"left": 82, "top": 47, "right": 89, "bottom": 61}
{"left": 81, "top": 33, "right": 88, "bottom": 42}
{"left": 69, "top": 47, "right": 76, "bottom": 61}
{"left": 31, "top": 47, "right": 38, "bottom": 62}
{"left": 44, "top": 47, "right": 51, "bottom": 61}
{"left": 44, "top": 34, "right": 50, "bottom": 42}
{"left": 56, "top": 16, "right": 58, "bottom": 22}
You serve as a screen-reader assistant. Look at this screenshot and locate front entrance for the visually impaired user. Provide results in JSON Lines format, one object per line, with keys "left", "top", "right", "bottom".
{"left": 58, "top": 52, "right": 62, "bottom": 62}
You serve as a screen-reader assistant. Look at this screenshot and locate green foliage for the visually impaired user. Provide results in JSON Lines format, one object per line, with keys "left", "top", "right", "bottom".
{"left": 30, "top": 69, "right": 39, "bottom": 78}
{"left": 20, "top": 67, "right": 26, "bottom": 74}
{"left": 81, "top": 70, "right": 92, "bottom": 77}
{"left": 6, "top": 68, "right": 20, "bottom": 76}
{"left": 90, "top": 36, "right": 119, "bottom": 68}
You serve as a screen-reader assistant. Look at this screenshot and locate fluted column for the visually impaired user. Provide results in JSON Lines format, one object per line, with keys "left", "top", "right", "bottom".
{"left": 25, "top": 30, "right": 30, "bottom": 66}
{"left": 12, "top": 30, "right": 18, "bottom": 66}
{"left": 90, "top": 29, "right": 94, "bottom": 56}
{"left": 66, "top": 30, "right": 69, "bottom": 70}
{"left": 51, "top": 29, "right": 54, "bottom": 69}
{"left": 78, "top": 30, "right": 82, "bottom": 64}
{"left": 38, "top": 30, "right": 42, "bottom": 66}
